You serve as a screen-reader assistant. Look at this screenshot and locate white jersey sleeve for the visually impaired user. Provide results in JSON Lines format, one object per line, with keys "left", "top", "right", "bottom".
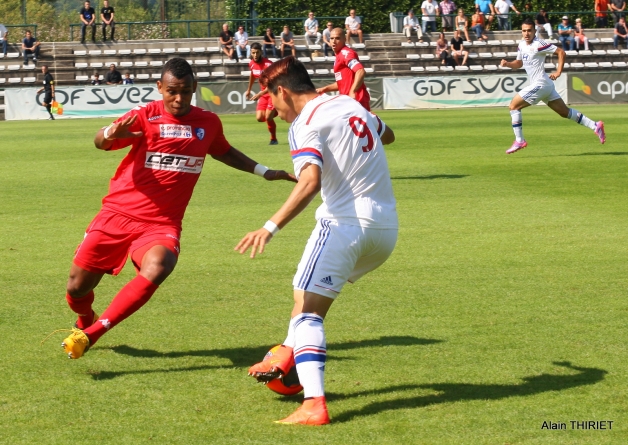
{"left": 289, "top": 124, "right": 323, "bottom": 179}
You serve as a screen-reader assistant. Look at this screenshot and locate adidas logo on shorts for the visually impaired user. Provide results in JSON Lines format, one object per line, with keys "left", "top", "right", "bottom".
{"left": 320, "top": 276, "right": 333, "bottom": 286}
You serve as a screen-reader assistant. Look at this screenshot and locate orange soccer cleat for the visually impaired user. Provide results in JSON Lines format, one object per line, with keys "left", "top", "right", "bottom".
{"left": 248, "top": 345, "right": 294, "bottom": 382}
{"left": 275, "top": 396, "right": 330, "bottom": 425}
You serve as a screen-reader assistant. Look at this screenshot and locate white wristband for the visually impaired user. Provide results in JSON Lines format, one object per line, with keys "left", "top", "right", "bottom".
{"left": 103, "top": 124, "right": 114, "bottom": 140}
{"left": 263, "top": 220, "right": 280, "bottom": 236}
{"left": 254, "top": 164, "right": 269, "bottom": 177}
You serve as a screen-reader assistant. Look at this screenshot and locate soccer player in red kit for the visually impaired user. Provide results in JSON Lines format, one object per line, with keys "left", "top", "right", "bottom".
{"left": 245, "top": 42, "right": 278, "bottom": 145}
{"left": 316, "top": 28, "right": 370, "bottom": 110}
{"left": 58, "top": 58, "right": 296, "bottom": 359}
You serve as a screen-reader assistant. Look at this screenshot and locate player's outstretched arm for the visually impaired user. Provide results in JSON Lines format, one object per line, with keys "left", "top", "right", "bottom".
{"left": 94, "top": 115, "right": 143, "bottom": 150}
{"left": 251, "top": 89, "right": 269, "bottom": 101}
{"left": 500, "top": 58, "right": 523, "bottom": 69}
{"left": 316, "top": 82, "right": 339, "bottom": 94}
{"left": 211, "top": 147, "right": 297, "bottom": 182}
{"left": 235, "top": 163, "right": 321, "bottom": 258}
{"left": 549, "top": 47, "right": 565, "bottom": 80}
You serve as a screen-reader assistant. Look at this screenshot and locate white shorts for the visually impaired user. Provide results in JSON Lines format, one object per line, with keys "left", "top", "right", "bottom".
{"left": 293, "top": 219, "right": 398, "bottom": 299}
{"left": 519, "top": 81, "right": 561, "bottom": 105}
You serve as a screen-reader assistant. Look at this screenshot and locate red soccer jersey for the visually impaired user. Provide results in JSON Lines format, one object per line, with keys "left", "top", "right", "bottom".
{"left": 101, "top": 100, "right": 231, "bottom": 226}
{"left": 249, "top": 57, "right": 273, "bottom": 87}
{"left": 333, "top": 45, "right": 370, "bottom": 110}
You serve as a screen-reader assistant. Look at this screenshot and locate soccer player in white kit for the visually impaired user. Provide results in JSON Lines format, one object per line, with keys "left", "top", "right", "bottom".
{"left": 235, "top": 57, "right": 398, "bottom": 425}
{"left": 500, "top": 19, "right": 606, "bottom": 154}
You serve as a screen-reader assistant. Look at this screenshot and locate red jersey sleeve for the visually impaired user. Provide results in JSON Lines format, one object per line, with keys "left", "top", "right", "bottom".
{"left": 108, "top": 106, "right": 145, "bottom": 151}
{"left": 206, "top": 112, "right": 231, "bottom": 155}
{"left": 346, "top": 51, "right": 364, "bottom": 73}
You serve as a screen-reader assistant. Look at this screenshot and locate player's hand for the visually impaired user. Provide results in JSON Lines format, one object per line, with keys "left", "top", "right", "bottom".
{"left": 500, "top": 59, "right": 508, "bottom": 67}
{"left": 348, "top": 91, "right": 356, "bottom": 99}
{"left": 108, "top": 115, "right": 143, "bottom": 139}
{"left": 245, "top": 90, "right": 252, "bottom": 100}
{"left": 234, "top": 228, "right": 274, "bottom": 258}
{"left": 263, "top": 169, "right": 298, "bottom": 183}
{"left": 316, "top": 87, "right": 326, "bottom": 94}
{"left": 549, "top": 71, "right": 561, "bottom": 80}
{"left": 251, "top": 92, "right": 261, "bottom": 101}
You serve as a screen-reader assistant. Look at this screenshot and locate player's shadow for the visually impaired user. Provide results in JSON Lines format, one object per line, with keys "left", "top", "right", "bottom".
{"left": 564, "top": 151, "right": 628, "bottom": 157}
{"left": 390, "top": 174, "right": 469, "bottom": 180}
{"left": 323, "top": 361, "right": 606, "bottom": 423}
{"left": 90, "top": 336, "right": 442, "bottom": 380}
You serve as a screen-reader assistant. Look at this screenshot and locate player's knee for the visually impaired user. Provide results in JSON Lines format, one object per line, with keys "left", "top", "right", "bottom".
{"left": 256, "top": 116, "right": 266, "bottom": 122}
{"left": 140, "top": 253, "right": 177, "bottom": 283}
{"left": 66, "top": 278, "right": 93, "bottom": 298}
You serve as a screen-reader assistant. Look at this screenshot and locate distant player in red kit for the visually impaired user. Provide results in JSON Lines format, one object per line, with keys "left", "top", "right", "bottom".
{"left": 245, "top": 42, "right": 279, "bottom": 145}
{"left": 316, "top": 28, "right": 370, "bottom": 110}
{"left": 55, "top": 58, "right": 296, "bottom": 359}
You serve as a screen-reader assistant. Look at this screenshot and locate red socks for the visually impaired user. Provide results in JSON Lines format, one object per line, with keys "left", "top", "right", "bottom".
{"left": 66, "top": 290, "right": 95, "bottom": 329}
{"left": 84, "top": 275, "right": 159, "bottom": 345}
{"left": 267, "top": 119, "right": 277, "bottom": 140}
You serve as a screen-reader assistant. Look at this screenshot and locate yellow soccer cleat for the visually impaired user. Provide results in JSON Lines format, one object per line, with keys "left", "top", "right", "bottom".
{"left": 275, "top": 396, "right": 330, "bottom": 425}
{"left": 61, "top": 328, "right": 90, "bottom": 359}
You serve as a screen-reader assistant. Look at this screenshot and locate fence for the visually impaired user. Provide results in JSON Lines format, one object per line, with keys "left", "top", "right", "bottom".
{"left": 390, "top": 11, "right": 602, "bottom": 33}
{"left": 69, "top": 17, "right": 346, "bottom": 42}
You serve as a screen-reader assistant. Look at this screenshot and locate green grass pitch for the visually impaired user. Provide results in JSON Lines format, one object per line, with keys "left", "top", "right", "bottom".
{"left": 0, "top": 105, "right": 626, "bottom": 444}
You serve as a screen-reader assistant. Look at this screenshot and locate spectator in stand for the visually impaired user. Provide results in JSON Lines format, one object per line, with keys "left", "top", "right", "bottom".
{"left": 456, "top": 9, "right": 471, "bottom": 41}
{"left": 614, "top": 16, "right": 628, "bottom": 47}
{"left": 595, "top": 0, "right": 611, "bottom": 27}
{"left": 494, "top": 0, "right": 520, "bottom": 30}
{"left": 450, "top": 29, "right": 469, "bottom": 65}
{"left": 322, "top": 22, "right": 334, "bottom": 56}
{"left": 304, "top": 12, "right": 322, "bottom": 46}
{"left": 281, "top": 25, "right": 296, "bottom": 57}
{"left": 219, "top": 23, "right": 236, "bottom": 61}
{"left": 471, "top": 8, "right": 489, "bottom": 40}
{"left": 22, "top": 30, "right": 40, "bottom": 65}
{"left": 611, "top": 0, "right": 626, "bottom": 23}
{"left": 123, "top": 72, "right": 133, "bottom": 84}
{"left": 421, "top": 0, "right": 440, "bottom": 34}
{"left": 105, "top": 63, "right": 122, "bottom": 84}
{"left": 91, "top": 72, "right": 101, "bottom": 85}
{"left": 263, "top": 28, "right": 277, "bottom": 58}
{"left": 345, "top": 9, "right": 364, "bottom": 44}
{"left": 535, "top": 8, "right": 553, "bottom": 38}
{"left": 403, "top": 10, "right": 424, "bottom": 43}
{"left": 573, "top": 18, "right": 590, "bottom": 50}
{"left": 557, "top": 16, "right": 575, "bottom": 50}
{"left": 100, "top": 0, "right": 115, "bottom": 42}
{"left": 234, "top": 25, "right": 251, "bottom": 60}
{"left": 436, "top": 32, "right": 449, "bottom": 64}
{"left": 0, "top": 23, "right": 8, "bottom": 57}
{"left": 79, "top": 0, "right": 96, "bottom": 44}
{"left": 440, "top": 0, "right": 457, "bottom": 32}
{"left": 475, "top": 0, "right": 495, "bottom": 29}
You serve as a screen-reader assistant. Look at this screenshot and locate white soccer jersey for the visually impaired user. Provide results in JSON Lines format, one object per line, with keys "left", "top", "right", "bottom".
{"left": 516, "top": 37, "right": 557, "bottom": 85}
{"left": 288, "top": 94, "right": 398, "bottom": 229}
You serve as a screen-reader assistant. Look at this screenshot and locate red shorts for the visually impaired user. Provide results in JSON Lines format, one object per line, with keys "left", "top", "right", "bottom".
{"left": 256, "top": 94, "right": 275, "bottom": 111}
{"left": 73, "top": 209, "right": 181, "bottom": 275}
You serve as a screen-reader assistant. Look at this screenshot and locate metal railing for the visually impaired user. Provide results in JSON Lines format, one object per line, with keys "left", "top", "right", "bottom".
{"left": 391, "top": 11, "right": 604, "bottom": 33}
{"left": 69, "top": 17, "right": 346, "bottom": 42}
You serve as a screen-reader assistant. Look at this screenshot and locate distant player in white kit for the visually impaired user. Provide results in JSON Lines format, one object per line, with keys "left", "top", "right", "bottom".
{"left": 235, "top": 57, "right": 398, "bottom": 425}
{"left": 500, "top": 18, "right": 605, "bottom": 154}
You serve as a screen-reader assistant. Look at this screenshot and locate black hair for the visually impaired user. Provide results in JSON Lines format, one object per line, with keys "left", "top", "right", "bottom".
{"left": 251, "top": 42, "right": 262, "bottom": 51}
{"left": 162, "top": 57, "right": 194, "bottom": 80}
{"left": 260, "top": 56, "right": 316, "bottom": 95}
{"left": 522, "top": 18, "right": 535, "bottom": 27}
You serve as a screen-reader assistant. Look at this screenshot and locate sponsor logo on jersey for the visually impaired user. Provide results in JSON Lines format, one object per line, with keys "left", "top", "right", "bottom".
{"left": 335, "top": 71, "right": 342, "bottom": 81}
{"left": 252, "top": 69, "right": 262, "bottom": 76}
{"left": 195, "top": 128, "right": 205, "bottom": 140}
{"left": 148, "top": 115, "right": 162, "bottom": 121}
{"left": 145, "top": 151, "right": 204, "bottom": 174}
{"left": 159, "top": 124, "right": 192, "bottom": 138}
{"left": 341, "top": 49, "right": 350, "bottom": 57}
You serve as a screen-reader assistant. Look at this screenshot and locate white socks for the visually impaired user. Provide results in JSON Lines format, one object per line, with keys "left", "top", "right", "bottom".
{"left": 282, "top": 316, "right": 297, "bottom": 348}
{"left": 293, "top": 313, "right": 326, "bottom": 398}
{"left": 510, "top": 109, "right": 524, "bottom": 142}
{"left": 568, "top": 108, "right": 596, "bottom": 131}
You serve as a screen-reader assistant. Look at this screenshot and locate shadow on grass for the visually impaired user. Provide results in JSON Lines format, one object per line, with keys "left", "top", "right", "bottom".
{"left": 565, "top": 152, "right": 628, "bottom": 157}
{"left": 391, "top": 174, "right": 469, "bottom": 180}
{"left": 90, "top": 336, "right": 442, "bottom": 380}
{"left": 325, "top": 361, "right": 606, "bottom": 423}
